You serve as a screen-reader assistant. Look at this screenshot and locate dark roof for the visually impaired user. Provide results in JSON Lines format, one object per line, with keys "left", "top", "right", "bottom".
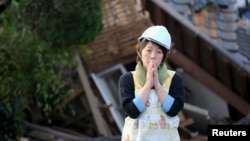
{"left": 169, "top": 0, "right": 250, "bottom": 70}
{"left": 236, "top": 26, "right": 250, "bottom": 59}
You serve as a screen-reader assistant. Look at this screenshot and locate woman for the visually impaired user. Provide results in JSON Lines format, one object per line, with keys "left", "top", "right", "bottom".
{"left": 119, "top": 25, "right": 185, "bottom": 141}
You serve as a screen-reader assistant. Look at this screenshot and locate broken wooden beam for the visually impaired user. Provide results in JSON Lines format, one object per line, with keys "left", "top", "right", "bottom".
{"left": 75, "top": 54, "right": 112, "bottom": 136}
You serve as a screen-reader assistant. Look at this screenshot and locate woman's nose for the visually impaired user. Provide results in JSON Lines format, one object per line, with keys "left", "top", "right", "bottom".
{"left": 150, "top": 51, "right": 157, "bottom": 58}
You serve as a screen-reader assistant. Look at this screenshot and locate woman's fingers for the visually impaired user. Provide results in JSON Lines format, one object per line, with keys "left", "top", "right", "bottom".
{"left": 146, "top": 62, "right": 154, "bottom": 87}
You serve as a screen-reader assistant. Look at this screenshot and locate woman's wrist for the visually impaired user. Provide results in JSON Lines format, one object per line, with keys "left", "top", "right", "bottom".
{"left": 155, "top": 85, "right": 162, "bottom": 93}
{"left": 155, "top": 84, "right": 162, "bottom": 92}
{"left": 155, "top": 85, "right": 168, "bottom": 104}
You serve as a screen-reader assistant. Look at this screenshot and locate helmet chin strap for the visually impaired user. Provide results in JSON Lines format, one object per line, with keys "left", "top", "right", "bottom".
{"left": 137, "top": 51, "right": 141, "bottom": 58}
{"left": 137, "top": 38, "right": 146, "bottom": 58}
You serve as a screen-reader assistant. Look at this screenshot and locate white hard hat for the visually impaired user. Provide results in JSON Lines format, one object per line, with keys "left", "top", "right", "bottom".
{"left": 138, "top": 25, "right": 171, "bottom": 50}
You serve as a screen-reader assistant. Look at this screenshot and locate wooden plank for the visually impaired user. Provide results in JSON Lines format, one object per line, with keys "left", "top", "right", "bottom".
{"left": 178, "top": 111, "right": 194, "bottom": 127}
{"left": 180, "top": 118, "right": 194, "bottom": 127}
{"left": 75, "top": 54, "right": 111, "bottom": 136}
{"left": 168, "top": 49, "right": 250, "bottom": 116}
{"left": 51, "top": 126, "right": 89, "bottom": 138}
{"left": 181, "top": 26, "right": 200, "bottom": 64}
{"left": 215, "top": 53, "right": 233, "bottom": 88}
{"left": 26, "top": 122, "right": 88, "bottom": 141}
{"left": 172, "top": 24, "right": 183, "bottom": 52}
{"left": 27, "top": 130, "right": 56, "bottom": 141}
{"left": 231, "top": 67, "right": 249, "bottom": 100}
{"left": 18, "top": 138, "right": 29, "bottom": 141}
{"left": 199, "top": 39, "right": 216, "bottom": 76}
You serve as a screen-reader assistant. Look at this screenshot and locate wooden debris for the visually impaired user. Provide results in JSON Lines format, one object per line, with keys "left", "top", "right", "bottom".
{"left": 18, "top": 138, "right": 29, "bottom": 141}
{"left": 75, "top": 54, "right": 112, "bottom": 136}
{"left": 20, "top": 1, "right": 210, "bottom": 141}
{"left": 178, "top": 111, "right": 195, "bottom": 127}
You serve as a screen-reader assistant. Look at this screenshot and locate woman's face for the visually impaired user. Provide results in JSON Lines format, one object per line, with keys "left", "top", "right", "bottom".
{"left": 141, "top": 41, "right": 164, "bottom": 70}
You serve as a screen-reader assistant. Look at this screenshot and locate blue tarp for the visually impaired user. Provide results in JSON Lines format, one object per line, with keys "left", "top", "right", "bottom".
{"left": 245, "top": 11, "right": 250, "bottom": 20}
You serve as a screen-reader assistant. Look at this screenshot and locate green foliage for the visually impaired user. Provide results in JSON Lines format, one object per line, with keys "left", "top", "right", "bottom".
{"left": 0, "top": 0, "right": 103, "bottom": 140}
{"left": 0, "top": 25, "right": 34, "bottom": 140}
{"left": 0, "top": 98, "right": 26, "bottom": 141}
{"left": 0, "top": 25, "right": 78, "bottom": 141}
{"left": 20, "top": 0, "right": 103, "bottom": 47}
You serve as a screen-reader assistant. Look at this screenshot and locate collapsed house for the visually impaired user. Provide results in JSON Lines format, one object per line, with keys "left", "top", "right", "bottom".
{"left": 23, "top": 0, "right": 250, "bottom": 141}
